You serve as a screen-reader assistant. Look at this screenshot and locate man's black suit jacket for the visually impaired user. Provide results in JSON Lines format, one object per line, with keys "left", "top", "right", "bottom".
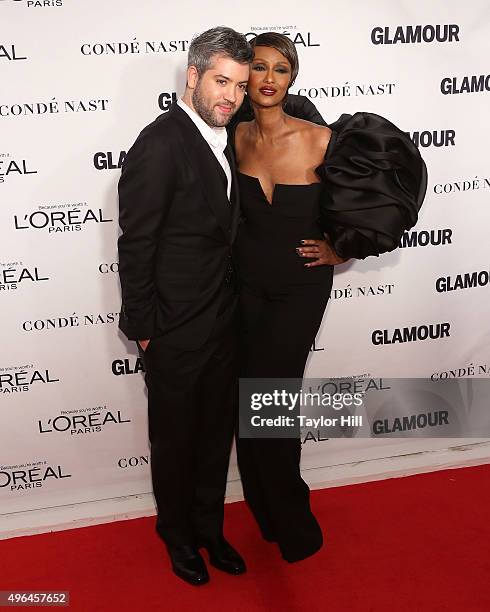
{"left": 118, "top": 103, "right": 240, "bottom": 350}
{"left": 117, "top": 95, "right": 326, "bottom": 350}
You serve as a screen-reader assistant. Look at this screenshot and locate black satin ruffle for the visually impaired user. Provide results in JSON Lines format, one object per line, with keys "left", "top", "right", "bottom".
{"left": 315, "top": 112, "right": 428, "bottom": 259}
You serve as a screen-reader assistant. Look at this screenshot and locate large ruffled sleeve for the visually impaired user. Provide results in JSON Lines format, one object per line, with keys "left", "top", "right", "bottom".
{"left": 316, "top": 112, "right": 427, "bottom": 259}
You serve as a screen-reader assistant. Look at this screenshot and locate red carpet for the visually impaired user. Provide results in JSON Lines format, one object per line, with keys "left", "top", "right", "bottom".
{"left": 2, "top": 464, "right": 490, "bottom": 611}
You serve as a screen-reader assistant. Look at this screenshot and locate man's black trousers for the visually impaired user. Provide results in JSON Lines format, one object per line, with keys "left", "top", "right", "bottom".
{"left": 138, "top": 296, "right": 237, "bottom": 549}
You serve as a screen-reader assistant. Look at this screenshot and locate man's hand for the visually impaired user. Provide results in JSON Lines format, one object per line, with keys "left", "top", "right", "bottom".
{"left": 138, "top": 339, "right": 150, "bottom": 351}
{"left": 297, "top": 238, "right": 348, "bottom": 267}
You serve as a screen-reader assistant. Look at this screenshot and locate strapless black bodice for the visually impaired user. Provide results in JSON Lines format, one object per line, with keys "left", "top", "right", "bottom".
{"left": 235, "top": 173, "right": 333, "bottom": 286}
{"left": 231, "top": 111, "right": 427, "bottom": 262}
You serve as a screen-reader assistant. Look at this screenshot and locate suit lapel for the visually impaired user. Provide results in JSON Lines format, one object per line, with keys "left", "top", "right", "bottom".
{"left": 225, "top": 144, "right": 240, "bottom": 243}
{"left": 172, "top": 104, "right": 231, "bottom": 240}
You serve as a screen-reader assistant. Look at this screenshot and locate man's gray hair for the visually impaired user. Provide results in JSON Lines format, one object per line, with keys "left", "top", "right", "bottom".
{"left": 188, "top": 26, "right": 253, "bottom": 75}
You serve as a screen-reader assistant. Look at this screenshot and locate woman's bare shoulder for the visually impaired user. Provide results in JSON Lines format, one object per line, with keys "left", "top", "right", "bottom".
{"left": 305, "top": 121, "right": 332, "bottom": 148}
{"left": 287, "top": 115, "right": 330, "bottom": 137}
{"left": 233, "top": 121, "right": 253, "bottom": 157}
{"left": 288, "top": 117, "right": 332, "bottom": 153}
{"left": 235, "top": 120, "right": 254, "bottom": 140}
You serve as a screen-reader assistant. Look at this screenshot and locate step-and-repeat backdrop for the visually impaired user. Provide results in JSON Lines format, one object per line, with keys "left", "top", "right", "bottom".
{"left": 1, "top": 0, "right": 489, "bottom": 518}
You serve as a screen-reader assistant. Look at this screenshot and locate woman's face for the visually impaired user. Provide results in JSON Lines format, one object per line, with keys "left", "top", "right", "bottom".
{"left": 247, "top": 45, "right": 292, "bottom": 106}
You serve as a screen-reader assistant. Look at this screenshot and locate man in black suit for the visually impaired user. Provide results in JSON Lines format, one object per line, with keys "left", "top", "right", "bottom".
{"left": 117, "top": 27, "right": 252, "bottom": 586}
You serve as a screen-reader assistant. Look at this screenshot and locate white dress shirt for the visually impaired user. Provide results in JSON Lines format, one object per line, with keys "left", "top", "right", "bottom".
{"left": 177, "top": 98, "right": 232, "bottom": 201}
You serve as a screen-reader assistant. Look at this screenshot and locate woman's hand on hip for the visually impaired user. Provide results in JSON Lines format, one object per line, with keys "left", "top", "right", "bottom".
{"left": 297, "top": 238, "right": 348, "bottom": 266}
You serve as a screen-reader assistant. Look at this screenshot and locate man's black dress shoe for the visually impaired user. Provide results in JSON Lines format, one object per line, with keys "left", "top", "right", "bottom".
{"left": 167, "top": 545, "right": 209, "bottom": 586}
{"left": 199, "top": 538, "right": 246, "bottom": 575}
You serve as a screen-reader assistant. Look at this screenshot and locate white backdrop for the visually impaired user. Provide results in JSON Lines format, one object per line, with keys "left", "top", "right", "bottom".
{"left": 1, "top": 0, "right": 489, "bottom": 520}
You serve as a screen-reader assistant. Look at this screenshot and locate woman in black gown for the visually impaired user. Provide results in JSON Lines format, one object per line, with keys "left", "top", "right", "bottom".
{"left": 232, "top": 32, "right": 427, "bottom": 562}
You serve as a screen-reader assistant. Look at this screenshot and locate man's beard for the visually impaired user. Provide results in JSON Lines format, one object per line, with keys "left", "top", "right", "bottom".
{"left": 192, "top": 79, "right": 235, "bottom": 127}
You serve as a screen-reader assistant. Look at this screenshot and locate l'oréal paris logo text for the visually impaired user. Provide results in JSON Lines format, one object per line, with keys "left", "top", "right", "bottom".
{"left": 0, "top": 154, "right": 37, "bottom": 183}
{"left": 310, "top": 339, "right": 324, "bottom": 352}
{"left": 38, "top": 405, "right": 131, "bottom": 436}
{"left": 80, "top": 38, "right": 189, "bottom": 56}
{"left": 0, "top": 262, "right": 49, "bottom": 291}
{"left": 14, "top": 202, "right": 113, "bottom": 233}
{"left": 0, "top": 43, "right": 27, "bottom": 60}
{"left": 0, "top": 0, "right": 63, "bottom": 7}
{"left": 371, "top": 24, "right": 460, "bottom": 45}
{"left": 0, "top": 364, "right": 59, "bottom": 395}
{"left": 246, "top": 25, "right": 320, "bottom": 47}
{"left": 0, "top": 461, "right": 70, "bottom": 493}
